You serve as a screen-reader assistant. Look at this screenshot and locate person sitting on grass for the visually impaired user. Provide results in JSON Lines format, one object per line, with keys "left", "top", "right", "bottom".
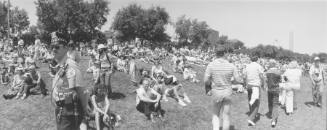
{"left": 136, "top": 78, "right": 163, "bottom": 122}
{"left": 90, "top": 77, "right": 121, "bottom": 130}
{"left": 20, "top": 64, "right": 47, "bottom": 99}
{"left": 8, "top": 57, "right": 18, "bottom": 74}
{"left": 150, "top": 59, "right": 165, "bottom": 83}
{"left": 116, "top": 56, "right": 127, "bottom": 73}
{"left": 3, "top": 67, "right": 25, "bottom": 100}
{"left": 0, "top": 66, "right": 10, "bottom": 85}
{"left": 182, "top": 66, "right": 199, "bottom": 83}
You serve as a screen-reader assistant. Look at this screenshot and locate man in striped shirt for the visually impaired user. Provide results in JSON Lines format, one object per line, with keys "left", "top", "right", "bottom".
{"left": 204, "top": 48, "right": 242, "bottom": 130}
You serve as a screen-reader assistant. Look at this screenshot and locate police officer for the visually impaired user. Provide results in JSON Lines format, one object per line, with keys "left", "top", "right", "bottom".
{"left": 52, "top": 40, "right": 89, "bottom": 130}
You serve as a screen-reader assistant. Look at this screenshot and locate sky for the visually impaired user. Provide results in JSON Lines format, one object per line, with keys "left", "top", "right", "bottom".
{"left": 6, "top": 0, "right": 327, "bottom": 54}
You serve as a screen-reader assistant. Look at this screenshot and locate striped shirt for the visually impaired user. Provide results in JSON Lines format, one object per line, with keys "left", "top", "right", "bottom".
{"left": 204, "top": 58, "right": 238, "bottom": 90}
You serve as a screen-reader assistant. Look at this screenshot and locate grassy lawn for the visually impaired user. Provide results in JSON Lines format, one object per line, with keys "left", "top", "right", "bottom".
{"left": 0, "top": 56, "right": 325, "bottom": 130}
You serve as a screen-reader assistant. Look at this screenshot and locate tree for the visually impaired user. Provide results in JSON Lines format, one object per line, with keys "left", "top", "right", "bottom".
{"left": 111, "top": 4, "right": 143, "bottom": 42}
{"left": 35, "top": 0, "right": 110, "bottom": 43}
{"left": 175, "top": 15, "right": 211, "bottom": 48}
{"left": 0, "top": 1, "right": 30, "bottom": 37}
{"left": 111, "top": 4, "right": 170, "bottom": 45}
{"left": 10, "top": 7, "right": 30, "bottom": 35}
{"left": 138, "top": 6, "right": 170, "bottom": 45}
{"left": 0, "top": 1, "right": 8, "bottom": 37}
{"left": 189, "top": 19, "right": 210, "bottom": 47}
{"left": 175, "top": 15, "right": 192, "bottom": 46}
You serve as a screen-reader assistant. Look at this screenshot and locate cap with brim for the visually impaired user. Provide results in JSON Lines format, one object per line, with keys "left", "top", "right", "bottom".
{"left": 269, "top": 59, "right": 277, "bottom": 68}
{"left": 97, "top": 44, "right": 106, "bottom": 50}
{"left": 68, "top": 40, "right": 74, "bottom": 47}
{"left": 15, "top": 67, "right": 24, "bottom": 71}
{"left": 314, "top": 57, "right": 320, "bottom": 61}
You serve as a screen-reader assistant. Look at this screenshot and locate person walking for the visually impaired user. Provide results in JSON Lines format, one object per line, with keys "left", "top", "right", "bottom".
{"left": 244, "top": 56, "right": 264, "bottom": 126}
{"left": 204, "top": 48, "right": 242, "bottom": 130}
{"left": 281, "top": 61, "right": 302, "bottom": 114}
{"left": 309, "top": 57, "right": 325, "bottom": 107}
{"left": 265, "top": 59, "right": 283, "bottom": 128}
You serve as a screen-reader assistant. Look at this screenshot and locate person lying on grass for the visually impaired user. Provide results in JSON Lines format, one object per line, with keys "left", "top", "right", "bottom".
{"left": 157, "top": 73, "right": 191, "bottom": 107}
{"left": 136, "top": 78, "right": 163, "bottom": 122}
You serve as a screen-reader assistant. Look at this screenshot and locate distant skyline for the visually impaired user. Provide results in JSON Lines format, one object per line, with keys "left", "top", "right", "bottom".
{"left": 7, "top": 0, "right": 327, "bottom": 54}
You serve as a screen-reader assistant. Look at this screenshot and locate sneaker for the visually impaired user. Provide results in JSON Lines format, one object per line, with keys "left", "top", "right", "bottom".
{"left": 248, "top": 120, "right": 256, "bottom": 126}
{"left": 15, "top": 94, "right": 22, "bottom": 99}
{"left": 184, "top": 96, "right": 191, "bottom": 103}
{"left": 162, "top": 97, "right": 168, "bottom": 102}
{"left": 21, "top": 94, "right": 27, "bottom": 100}
{"left": 271, "top": 120, "right": 276, "bottom": 128}
{"left": 178, "top": 100, "right": 187, "bottom": 107}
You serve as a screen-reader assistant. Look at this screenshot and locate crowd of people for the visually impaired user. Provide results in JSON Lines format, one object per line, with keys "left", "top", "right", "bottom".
{"left": 0, "top": 34, "right": 325, "bottom": 130}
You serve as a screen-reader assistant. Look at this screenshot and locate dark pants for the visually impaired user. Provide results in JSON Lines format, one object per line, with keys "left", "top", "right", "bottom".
{"left": 312, "top": 82, "right": 323, "bottom": 105}
{"left": 55, "top": 97, "right": 84, "bottom": 130}
{"left": 21, "top": 79, "right": 47, "bottom": 96}
{"left": 268, "top": 91, "right": 279, "bottom": 121}
{"left": 100, "top": 71, "right": 113, "bottom": 95}
{"left": 55, "top": 107, "right": 84, "bottom": 130}
{"left": 136, "top": 101, "right": 162, "bottom": 119}
{"left": 293, "top": 90, "right": 297, "bottom": 109}
{"left": 247, "top": 86, "right": 260, "bottom": 121}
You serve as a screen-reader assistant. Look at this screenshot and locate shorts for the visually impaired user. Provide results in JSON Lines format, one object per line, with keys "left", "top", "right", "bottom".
{"left": 211, "top": 88, "right": 232, "bottom": 107}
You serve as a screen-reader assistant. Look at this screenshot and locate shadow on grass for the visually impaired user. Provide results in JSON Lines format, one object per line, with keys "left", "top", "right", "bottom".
{"left": 109, "top": 92, "right": 126, "bottom": 100}
{"left": 304, "top": 101, "right": 316, "bottom": 107}
{"left": 219, "top": 125, "right": 236, "bottom": 130}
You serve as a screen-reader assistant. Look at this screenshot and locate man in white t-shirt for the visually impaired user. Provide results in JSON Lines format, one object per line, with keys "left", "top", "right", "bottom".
{"left": 244, "top": 56, "right": 264, "bottom": 126}
{"left": 136, "top": 78, "right": 162, "bottom": 122}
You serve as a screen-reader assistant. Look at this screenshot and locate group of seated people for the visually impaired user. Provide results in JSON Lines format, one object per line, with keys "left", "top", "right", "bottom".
{"left": 2, "top": 56, "right": 47, "bottom": 100}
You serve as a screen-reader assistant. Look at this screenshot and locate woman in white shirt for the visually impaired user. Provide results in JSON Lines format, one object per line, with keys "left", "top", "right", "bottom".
{"left": 281, "top": 61, "right": 302, "bottom": 114}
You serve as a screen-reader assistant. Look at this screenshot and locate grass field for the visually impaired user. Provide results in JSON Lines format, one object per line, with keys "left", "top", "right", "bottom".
{"left": 0, "top": 56, "right": 326, "bottom": 130}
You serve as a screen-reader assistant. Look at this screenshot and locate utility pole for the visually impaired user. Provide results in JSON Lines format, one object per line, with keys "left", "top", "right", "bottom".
{"left": 7, "top": 0, "right": 10, "bottom": 39}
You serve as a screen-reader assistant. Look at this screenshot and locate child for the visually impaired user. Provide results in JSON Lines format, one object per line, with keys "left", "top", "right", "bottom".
{"left": 49, "top": 59, "right": 59, "bottom": 77}
{"left": 86, "top": 61, "right": 101, "bottom": 84}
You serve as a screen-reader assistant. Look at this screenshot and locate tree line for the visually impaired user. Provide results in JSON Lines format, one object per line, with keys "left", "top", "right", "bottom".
{"left": 0, "top": 2, "right": 325, "bottom": 63}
